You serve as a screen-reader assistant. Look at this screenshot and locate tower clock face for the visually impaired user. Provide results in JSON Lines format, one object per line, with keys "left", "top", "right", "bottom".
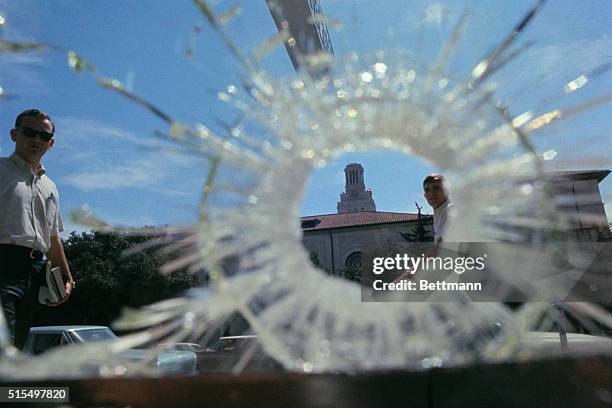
{"left": 351, "top": 191, "right": 358, "bottom": 198}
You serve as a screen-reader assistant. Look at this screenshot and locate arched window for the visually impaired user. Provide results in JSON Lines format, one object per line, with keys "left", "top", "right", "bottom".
{"left": 345, "top": 251, "right": 363, "bottom": 270}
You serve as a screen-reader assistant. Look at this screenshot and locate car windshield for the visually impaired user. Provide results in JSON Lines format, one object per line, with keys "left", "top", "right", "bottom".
{"left": 74, "top": 329, "right": 117, "bottom": 342}
{"left": 219, "top": 336, "right": 260, "bottom": 351}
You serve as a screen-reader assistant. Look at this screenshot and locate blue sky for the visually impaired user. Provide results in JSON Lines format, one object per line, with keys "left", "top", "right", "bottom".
{"left": 1, "top": 0, "right": 610, "bottom": 235}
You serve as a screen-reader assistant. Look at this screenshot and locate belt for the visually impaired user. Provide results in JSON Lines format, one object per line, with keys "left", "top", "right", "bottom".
{"left": 0, "top": 244, "right": 44, "bottom": 260}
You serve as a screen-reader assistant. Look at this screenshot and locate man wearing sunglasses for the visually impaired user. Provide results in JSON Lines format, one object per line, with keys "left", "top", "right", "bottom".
{"left": 423, "top": 174, "right": 452, "bottom": 244}
{"left": 0, "top": 108, "right": 74, "bottom": 350}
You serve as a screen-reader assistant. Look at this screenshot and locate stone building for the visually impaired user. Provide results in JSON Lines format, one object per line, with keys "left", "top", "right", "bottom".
{"left": 547, "top": 170, "right": 611, "bottom": 240}
{"left": 301, "top": 211, "right": 428, "bottom": 273}
{"left": 303, "top": 163, "right": 429, "bottom": 273}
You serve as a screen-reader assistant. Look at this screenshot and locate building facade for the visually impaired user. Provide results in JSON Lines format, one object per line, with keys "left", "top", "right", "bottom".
{"left": 547, "top": 170, "right": 611, "bottom": 240}
{"left": 301, "top": 211, "right": 429, "bottom": 273}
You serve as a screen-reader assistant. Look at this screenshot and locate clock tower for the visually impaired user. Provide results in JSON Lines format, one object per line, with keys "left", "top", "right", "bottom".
{"left": 337, "top": 163, "right": 376, "bottom": 213}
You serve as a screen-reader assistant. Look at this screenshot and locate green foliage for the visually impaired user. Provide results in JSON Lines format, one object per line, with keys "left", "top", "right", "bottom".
{"left": 400, "top": 202, "right": 433, "bottom": 243}
{"left": 36, "top": 231, "right": 199, "bottom": 327}
{"left": 309, "top": 251, "right": 321, "bottom": 268}
{"left": 327, "top": 265, "right": 362, "bottom": 283}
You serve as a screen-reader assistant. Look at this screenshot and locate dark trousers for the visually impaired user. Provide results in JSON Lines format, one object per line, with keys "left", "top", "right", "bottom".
{"left": 0, "top": 245, "right": 44, "bottom": 350}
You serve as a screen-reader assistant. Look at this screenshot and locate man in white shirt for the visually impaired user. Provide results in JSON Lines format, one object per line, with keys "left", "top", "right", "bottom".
{"left": 0, "top": 109, "right": 74, "bottom": 350}
{"left": 393, "top": 174, "right": 452, "bottom": 284}
{"left": 423, "top": 174, "right": 451, "bottom": 244}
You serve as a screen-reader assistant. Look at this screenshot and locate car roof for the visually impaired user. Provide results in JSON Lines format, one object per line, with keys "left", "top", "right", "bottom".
{"left": 219, "top": 335, "right": 259, "bottom": 340}
{"left": 29, "top": 326, "right": 110, "bottom": 333}
{"left": 159, "top": 342, "right": 203, "bottom": 347}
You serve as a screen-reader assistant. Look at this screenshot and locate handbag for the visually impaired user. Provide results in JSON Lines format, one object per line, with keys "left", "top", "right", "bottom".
{"left": 38, "top": 262, "right": 68, "bottom": 305}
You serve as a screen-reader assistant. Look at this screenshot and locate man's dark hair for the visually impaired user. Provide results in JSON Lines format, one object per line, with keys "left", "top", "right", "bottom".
{"left": 423, "top": 174, "right": 444, "bottom": 186}
{"left": 14, "top": 109, "right": 55, "bottom": 133}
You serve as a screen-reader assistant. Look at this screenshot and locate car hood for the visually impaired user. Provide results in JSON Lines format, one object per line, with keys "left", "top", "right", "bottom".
{"left": 119, "top": 348, "right": 193, "bottom": 361}
{"left": 119, "top": 349, "right": 197, "bottom": 374}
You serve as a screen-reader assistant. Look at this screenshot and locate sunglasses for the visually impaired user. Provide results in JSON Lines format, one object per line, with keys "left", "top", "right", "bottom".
{"left": 19, "top": 127, "right": 54, "bottom": 142}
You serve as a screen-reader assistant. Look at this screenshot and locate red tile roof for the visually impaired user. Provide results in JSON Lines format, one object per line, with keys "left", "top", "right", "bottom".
{"left": 300, "top": 211, "right": 425, "bottom": 231}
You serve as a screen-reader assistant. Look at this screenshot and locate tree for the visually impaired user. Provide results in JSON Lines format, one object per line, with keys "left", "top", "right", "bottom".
{"left": 35, "top": 231, "right": 199, "bottom": 327}
{"left": 400, "top": 202, "right": 433, "bottom": 242}
{"left": 309, "top": 251, "right": 321, "bottom": 268}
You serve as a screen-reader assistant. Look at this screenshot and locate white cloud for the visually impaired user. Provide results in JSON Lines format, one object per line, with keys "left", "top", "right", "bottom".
{"left": 510, "top": 36, "right": 611, "bottom": 87}
{"left": 62, "top": 203, "right": 156, "bottom": 233}
{"left": 63, "top": 159, "right": 158, "bottom": 191}
{"left": 1, "top": 52, "right": 46, "bottom": 66}
{"left": 60, "top": 220, "right": 90, "bottom": 238}
{"left": 0, "top": 20, "right": 50, "bottom": 95}
{"left": 56, "top": 117, "right": 205, "bottom": 162}
{"left": 0, "top": 52, "right": 49, "bottom": 96}
{"left": 423, "top": 3, "right": 447, "bottom": 26}
{"left": 55, "top": 117, "right": 142, "bottom": 145}
{"left": 56, "top": 117, "right": 206, "bottom": 194}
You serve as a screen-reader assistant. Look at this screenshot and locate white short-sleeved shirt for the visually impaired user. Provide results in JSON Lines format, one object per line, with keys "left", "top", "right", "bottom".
{"left": 0, "top": 153, "right": 64, "bottom": 253}
{"left": 433, "top": 200, "right": 452, "bottom": 243}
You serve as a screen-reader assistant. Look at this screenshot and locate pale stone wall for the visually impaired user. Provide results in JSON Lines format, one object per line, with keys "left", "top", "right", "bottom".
{"left": 302, "top": 220, "right": 432, "bottom": 272}
{"left": 551, "top": 178, "right": 610, "bottom": 240}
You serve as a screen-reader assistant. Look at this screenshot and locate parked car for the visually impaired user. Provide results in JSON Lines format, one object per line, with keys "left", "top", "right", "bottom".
{"left": 522, "top": 331, "right": 612, "bottom": 354}
{"left": 195, "top": 335, "right": 284, "bottom": 373}
{"left": 215, "top": 335, "right": 260, "bottom": 351}
{"left": 158, "top": 342, "right": 211, "bottom": 371}
{"left": 24, "top": 326, "right": 197, "bottom": 376}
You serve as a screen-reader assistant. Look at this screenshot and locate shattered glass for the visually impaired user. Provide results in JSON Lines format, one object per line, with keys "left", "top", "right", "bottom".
{"left": 0, "top": 0, "right": 611, "bottom": 378}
